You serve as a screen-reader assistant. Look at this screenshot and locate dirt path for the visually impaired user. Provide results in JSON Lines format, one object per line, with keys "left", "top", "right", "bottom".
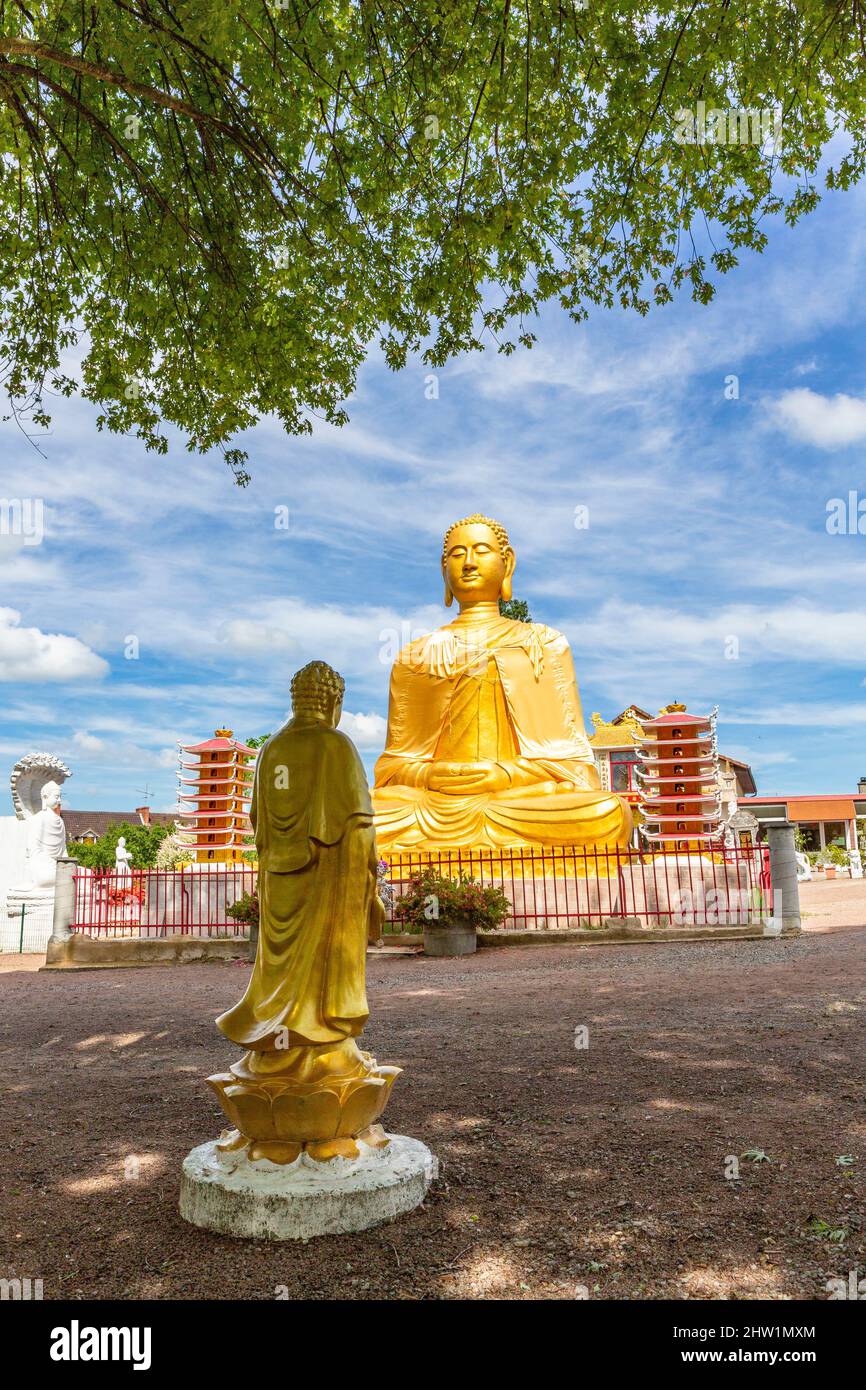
{"left": 799, "top": 877, "right": 866, "bottom": 930}
{"left": 2, "top": 929, "right": 864, "bottom": 1300}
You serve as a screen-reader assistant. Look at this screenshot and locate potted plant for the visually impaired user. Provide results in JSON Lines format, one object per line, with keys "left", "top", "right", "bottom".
{"left": 226, "top": 888, "right": 260, "bottom": 957}
{"left": 828, "top": 843, "right": 850, "bottom": 877}
{"left": 815, "top": 849, "right": 836, "bottom": 879}
{"left": 395, "top": 868, "right": 511, "bottom": 957}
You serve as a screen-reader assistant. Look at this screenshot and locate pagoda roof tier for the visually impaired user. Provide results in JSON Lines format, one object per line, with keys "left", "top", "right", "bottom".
{"left": 642, "top": 812, "right": 722, "bottom": 824}
{"left": 175, "top": 818, "right": 252, "bottom": 830}
{"left": 175, "top": 817, "right": 250, "bottom": 828}
{"left": 176, "top": 801, "right": 252, "bottom": 811}
{"left": 636, "top": 778, "right": 717, "bottom": 789}
{"left": 638, "top": 735, "right": 712, "bottom": 748}
{"left": 175, "top": 835, "right": 254, "bottom": 847}
{"left": 177, "top": 777, "right": 252, "bottom": 789}
{"left": 636, "top": 761, "right": 717, "bottom": 772}
{"left": 640, "top": 796, "right": 720, "bottom": 808}
{"left": 638, "top": 790, "right": 717, "bottom": 799}
{"left": 641, "top": 831, "right": 722, "bottom": 842}
{"left": 177, "top": 793, "right": 251, "bottom": 804}
{"left": 636, "top": 767, "right": 716, "bottom": 778}
{"left": 178, "top": 766, "right": 253, "bottom": 779}
{"left": 641, "top": 712, "right": 712, "bottom": 728}
{"left": 179, "top": 736, "right": 257, "bottom": 754}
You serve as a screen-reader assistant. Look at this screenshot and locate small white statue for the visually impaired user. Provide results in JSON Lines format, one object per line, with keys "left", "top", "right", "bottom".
{"left": 115, "top": 835, "right": 133, "bottom": 878}
{"left": 795, "top": 851, "right": 812, "bottom": 883}
{"left": 22, "top": 779, "right": 67, "bottom": 889}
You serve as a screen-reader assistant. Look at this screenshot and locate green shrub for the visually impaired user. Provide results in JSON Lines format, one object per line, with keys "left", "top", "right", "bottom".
{"left": 225, "top": 890, "right": 259, "bottom": 930}
{"left": 395, "top": 868, "right": 511, "bottom": 932}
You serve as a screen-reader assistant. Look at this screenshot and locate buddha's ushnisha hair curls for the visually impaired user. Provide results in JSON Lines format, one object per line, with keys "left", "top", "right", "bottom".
{"left": 442, "top": 514, "right": 511, "bottom": 563}
{"left": 290, "top": 660, "right": 345, "bottom": 716}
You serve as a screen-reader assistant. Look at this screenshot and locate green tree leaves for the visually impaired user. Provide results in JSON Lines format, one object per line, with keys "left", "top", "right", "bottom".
{"left": 0, "top": 2, "right": 863, "bottom": 479}
{"left": 70, "top": 820, "right": 171, "bottom": 869}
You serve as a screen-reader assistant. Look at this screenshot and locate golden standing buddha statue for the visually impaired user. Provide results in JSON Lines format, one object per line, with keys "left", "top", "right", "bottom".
{"left": 372, "top": 515, "right": 631, "bottom": 852}
{"left": 208, "top": 661, "right": 400, "bottom": 1164}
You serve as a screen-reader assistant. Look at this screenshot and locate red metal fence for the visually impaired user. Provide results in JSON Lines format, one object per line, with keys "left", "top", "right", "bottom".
{"left": 379, "top": 845, "right": 769, "bottom": 931}
{"left": 72, "top": 847, "right": 769, "bottom": 938}
{"left": 71, "top": 867, "right": 256, "bottom": 937}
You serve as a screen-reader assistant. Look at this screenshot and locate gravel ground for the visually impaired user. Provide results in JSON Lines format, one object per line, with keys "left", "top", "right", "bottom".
{"left": 2, "top": 928, "right": 864, "bottom": 1301}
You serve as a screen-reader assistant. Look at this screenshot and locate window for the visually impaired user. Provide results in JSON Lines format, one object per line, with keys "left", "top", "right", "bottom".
{"left": 823, "top": 821, "right": 847, "bottom": 849}
{"left": 796, "top": 823, "right": 821, "bottom": 852}
{"left": 611, "top": 749, "right": 640, "bottom": 792}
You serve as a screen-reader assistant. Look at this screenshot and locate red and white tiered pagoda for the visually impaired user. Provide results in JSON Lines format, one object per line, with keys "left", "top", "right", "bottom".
{"left": 175, "top": 729, "right": 255, "bottom": 863}
{"left": 635, "top": 703, "right": 722, "bottom": 851}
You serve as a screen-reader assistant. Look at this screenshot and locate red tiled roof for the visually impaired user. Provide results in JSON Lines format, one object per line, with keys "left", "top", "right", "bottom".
{"left": 62, "top": 810, "right": 175, "bottom": 839}
{"left": 179, "top": 738, "right": 256, "bottom": 754}
{"left": 642, "top": 712, "right": 712, "bottom": 727}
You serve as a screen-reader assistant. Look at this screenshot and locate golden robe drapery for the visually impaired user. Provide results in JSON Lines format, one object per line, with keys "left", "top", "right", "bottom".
{"left": 373, "top": 614, "right": 631, "bottom": 850}
{"left": 217, "top": 725, "right": 378, "bottom": 1050}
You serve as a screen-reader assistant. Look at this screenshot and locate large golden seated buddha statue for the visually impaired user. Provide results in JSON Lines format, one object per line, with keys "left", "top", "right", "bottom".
{"left": 372, "top": 515, "right": 631, "bottom": 853}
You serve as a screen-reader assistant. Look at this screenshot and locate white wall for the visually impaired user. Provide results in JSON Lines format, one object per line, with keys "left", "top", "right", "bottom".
{"left": 0, "top": 816, "right": 28, "bottom": 918}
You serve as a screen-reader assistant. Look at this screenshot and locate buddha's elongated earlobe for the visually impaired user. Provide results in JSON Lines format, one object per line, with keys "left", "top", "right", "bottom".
{"left": 500, "top": 575, "right": 512, "bottom": 603}
{"left": 444, "top": 584, "right": 454, "bottom": 608}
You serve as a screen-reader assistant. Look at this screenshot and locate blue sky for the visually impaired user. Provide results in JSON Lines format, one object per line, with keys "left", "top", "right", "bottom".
{"left": 2, "top": 166, "right": 866, "bottom": 811}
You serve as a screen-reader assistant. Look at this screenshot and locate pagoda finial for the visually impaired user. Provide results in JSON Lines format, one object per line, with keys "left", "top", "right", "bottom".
{"left": 659, "top": 701, "right": 687, "bottom": 714}
{"left": 215, "top": 727, "right": 233, "bottom": 739}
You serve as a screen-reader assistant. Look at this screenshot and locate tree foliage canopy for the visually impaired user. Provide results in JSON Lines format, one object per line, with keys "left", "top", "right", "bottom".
{"left": 70, "top": 818, "right": 170, "bottom": 868}
{"left": 1, "top": 1, "right": 864, "bottom": 479}
{"left": 499, "top": 596, "right": 531, "bottom": 622}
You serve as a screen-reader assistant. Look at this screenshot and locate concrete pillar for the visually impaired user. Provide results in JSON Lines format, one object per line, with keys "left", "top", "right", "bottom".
{"left": 48, "top": 857, "right": 79, "bottom": 944}
{"left": 765, "top": 822, "right": 801, "bottom": 935}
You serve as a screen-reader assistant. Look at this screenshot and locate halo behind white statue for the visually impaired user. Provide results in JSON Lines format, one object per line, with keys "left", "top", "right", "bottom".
{"left": 10, "top": 754, "right": 72, "bottom": 820}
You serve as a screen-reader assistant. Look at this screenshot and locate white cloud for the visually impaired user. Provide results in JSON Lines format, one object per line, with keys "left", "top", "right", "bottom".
{"left": 338, "top": 710, "right": 387, "bottom": 750}
{"left": 0, "top": 607, "right": 108, "bottom": 682}
{"left": 209, "top": 599, "right": 444, "bottom": 682}
{"left": 567, "top": 599, "right": 866, "bottom": 671}
{"left": 72, "top": 731, "right": 104, "bottom": 754}
{"left": 71, "top": 729, "right": 177, "bottom": 767}
{"left": 724, "top": 747, "right": 797, "bottom": 769}
{"left": 767, "top": 387, "right": 866, "bottom": 448}
{"left": 724, "top": 703, "right": 866, "bottom": 728}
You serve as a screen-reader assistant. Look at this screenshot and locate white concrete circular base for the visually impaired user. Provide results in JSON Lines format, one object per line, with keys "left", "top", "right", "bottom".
{"left": 180, "top": 1134, "right": 437, "bottom": 1241}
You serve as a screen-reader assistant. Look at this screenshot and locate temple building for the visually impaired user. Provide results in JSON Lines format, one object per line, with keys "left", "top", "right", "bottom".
{"left": 589, "top": 706, "right": 866, "bottom": 855}
{"left": 635, "top": 704, "right": 722, "bottom": 850}
{"left": 175, "top": 729, "right": 255, "bottom": 863}
{"left": 63, "top": 806, "right": 175, "bottom": 845}
{"left": 736, "top": 791, "right": 866, "bottom": 854}
{"left": 589, "top": 707, "right": 756, "bottom": 808}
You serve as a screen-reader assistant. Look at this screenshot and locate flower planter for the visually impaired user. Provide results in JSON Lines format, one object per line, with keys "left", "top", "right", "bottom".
{"left": 824, "top": 867, "right": 836, "bottom": 880}
{"left": 423, "top": 917, "right": 477, "bottom": 957}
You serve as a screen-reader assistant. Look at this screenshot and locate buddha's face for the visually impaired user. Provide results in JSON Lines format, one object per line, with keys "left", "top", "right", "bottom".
{"left": 443, "top": 523, "right": 514, "bottom": 605}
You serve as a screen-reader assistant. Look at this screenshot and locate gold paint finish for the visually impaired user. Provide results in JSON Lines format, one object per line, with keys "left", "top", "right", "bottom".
{"left": 373, "top": 517, "right": 632, "bottom": 851}
{"left": 207, "top": 661, "right": 399, "bottom": 1164}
